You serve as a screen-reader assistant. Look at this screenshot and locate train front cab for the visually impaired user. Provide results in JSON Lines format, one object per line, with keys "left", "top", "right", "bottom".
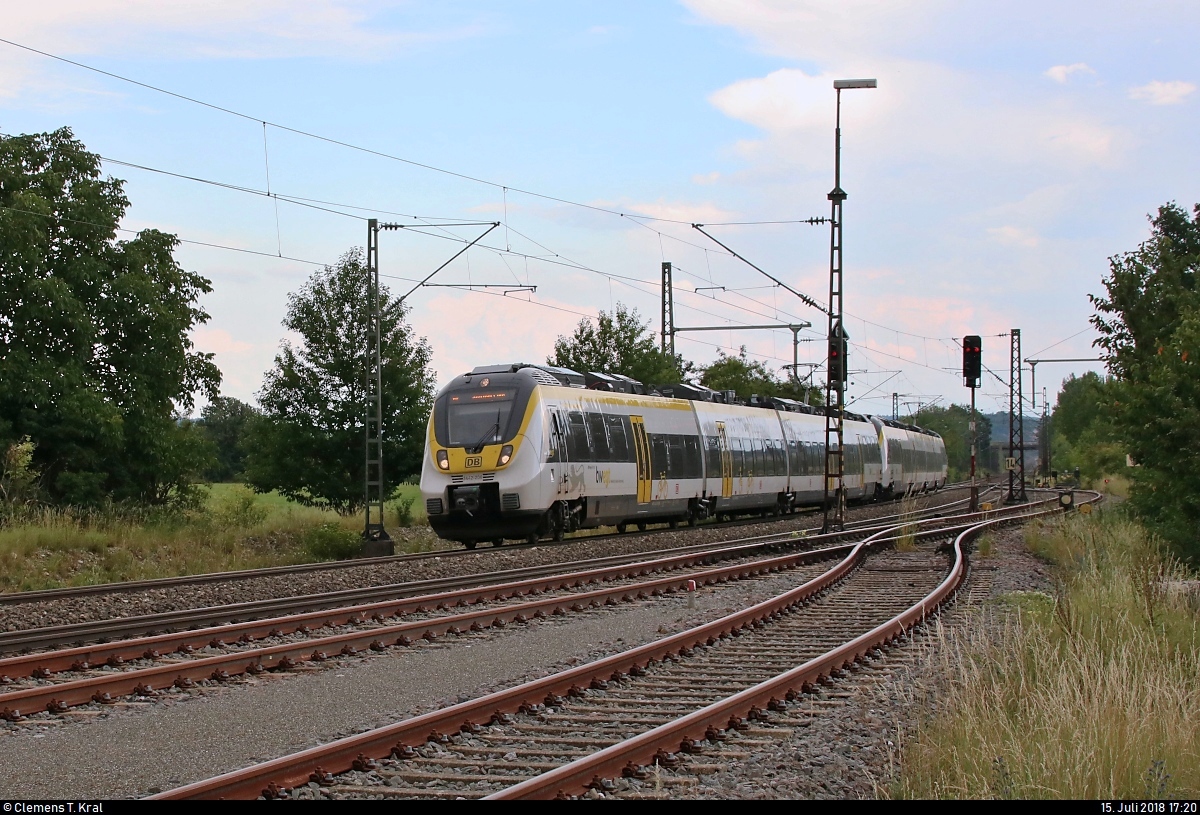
{"left": 420, "top": 368, "right": 550, "bottom": 546}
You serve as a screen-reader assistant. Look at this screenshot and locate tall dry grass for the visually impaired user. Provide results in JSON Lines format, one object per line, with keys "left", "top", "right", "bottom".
{"left": 893, "top": 511, "right": 1200, "bottom": 799}
{"left": 0, "top": 484, "right": 440, "bottom": 592}
{"left": 894, "top": 490, "right": 919, "bottom": 552}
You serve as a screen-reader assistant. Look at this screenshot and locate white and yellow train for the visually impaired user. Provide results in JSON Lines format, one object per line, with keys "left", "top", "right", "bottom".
{"left": 420, "top": 363, "right": 947, "bottom": 548}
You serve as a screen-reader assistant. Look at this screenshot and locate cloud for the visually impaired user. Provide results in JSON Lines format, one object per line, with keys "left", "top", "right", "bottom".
{"left": 412, "top": 289, "right": 586, "bottom": 389}
{"left": 682, "top": 0, "right": 948, "bottom": 63}
{"left": 625, "top": 200, "right": 740, "bottom": 224}
{"left": 692, "top": 171, "right": 721, "bottom": 185}
{"left": 987, "top": 225, "right": 1041, "bottom": 248}
{"left": 0, "top": 1, "right": 488, "bottom": 103}
{"left": 1128, "top": 80, "right": 1196, "bottom": 106}
{"left": 193, "top": 327, "right": 255, "bottom": 355}
{"left": 706, "top": 59, "right": 1121, "bottom": 172}
{"left": 5, "top": 1, "right": 480, "bottom": 59}
{"left": 1045, "top": 63, "right": 1095, "bottom": 84}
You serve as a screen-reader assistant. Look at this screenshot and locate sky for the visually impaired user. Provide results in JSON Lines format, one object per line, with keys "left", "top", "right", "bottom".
{"left": 1, "top": 0, "right": 1197, "bottom": 419}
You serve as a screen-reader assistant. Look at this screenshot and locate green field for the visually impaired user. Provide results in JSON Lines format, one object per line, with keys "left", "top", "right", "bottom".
{"left": 0, "top": 483, "right": 441, "bottom": 593}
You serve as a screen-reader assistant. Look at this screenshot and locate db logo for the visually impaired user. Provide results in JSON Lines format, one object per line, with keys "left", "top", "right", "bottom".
{"left": 480, "top": 378, "right": 490, "bottom": 387}
{"left": 465, "top": 456, "right": 483, "bottom": 468}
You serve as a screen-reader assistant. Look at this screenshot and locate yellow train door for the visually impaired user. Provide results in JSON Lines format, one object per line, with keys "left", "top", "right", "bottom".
{"left": 630, "top": 416, "right": 652, "bottom": 504}
{"left": 716, "top": 421, "right": 733, "bottom": 498}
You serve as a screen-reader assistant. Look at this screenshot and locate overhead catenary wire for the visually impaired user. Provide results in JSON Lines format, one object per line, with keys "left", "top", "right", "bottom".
{"left": 1, "top": 37, "right": 1014, "bottom": 393}
{"left": 0, "top": 203, "right": 331, "bottom": 266}
{"left": 0, "top": 37, "right": 824, "bottom": 230}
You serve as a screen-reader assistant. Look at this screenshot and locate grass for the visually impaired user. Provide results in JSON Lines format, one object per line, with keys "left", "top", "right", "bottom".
{"left": 894, "top": 491, "right": 919, "bottom": 552}
{"left": 892, "top": 509, "right": 1200, "bottom": 799}
{"left": 0, "top": 483, "right": 440, "bottom": 592}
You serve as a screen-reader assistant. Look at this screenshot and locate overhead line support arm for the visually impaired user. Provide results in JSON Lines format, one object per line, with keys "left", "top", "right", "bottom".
{"left": 690, "top": 223, "right": 831, "bottom": 317}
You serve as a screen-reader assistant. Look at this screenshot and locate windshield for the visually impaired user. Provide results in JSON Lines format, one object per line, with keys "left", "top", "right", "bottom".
{"left": 445, "top": 390, "right": 516, "bottom": 448}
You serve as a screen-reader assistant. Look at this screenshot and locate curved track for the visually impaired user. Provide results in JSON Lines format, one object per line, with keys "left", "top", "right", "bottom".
{"left": 147, "top": 492, "right": 1092, "bottom": 800}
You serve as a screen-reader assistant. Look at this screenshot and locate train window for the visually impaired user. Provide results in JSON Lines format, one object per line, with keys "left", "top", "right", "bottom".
{"left": 650, "top": 434, "right": 670, "bottom": 479}
{"left": 666, "top": 435, "right": 685, "bottom": 479}
{"left": 682, "top": 436, "right": 702, "bottom": 479}
{"left": 748, "top": 437, "right": 762, "bottom": 477}
{"left": 705, "top": 435, "right": 721, "bottom": 476}
{"left": 731, "top": 437, "right": 744, "bottom": 478}
{"left": 606, "top": 414, "right": 630, "bottom": 461}
{"left": 587, "top": 412, "right": 610, "bottom": 461}
{"left": 567, "top": 411, "right": 590, "bottom": 462}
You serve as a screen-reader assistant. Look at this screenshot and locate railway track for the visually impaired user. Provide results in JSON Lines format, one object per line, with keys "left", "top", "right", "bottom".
{"left": 146, "top": 492, "right": 1092, "bottom": 800}
{"left": 0, "top": 494, "right": 1026, "bottom": 719}
{"left": 0, "top": 485, "right": 1003, "bottom": 656}
{"left": 0, "top": 482, "right": 995, "bottom": 610}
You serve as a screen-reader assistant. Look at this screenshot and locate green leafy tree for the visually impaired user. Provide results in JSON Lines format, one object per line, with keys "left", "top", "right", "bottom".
{"left": 199, "top": 396, "right": 259, "bottom": 482}
{"left": 0, "top": 128, "right": 220, "bottom": 506}
{"left": 548, "top": 303, "right": 688, "bottom": 386}
{"left": 243, "top": 249, "right": 434, "bottom": 513}
{"left": 910, "top": 404, "right": 992, "bottom": 482}
{"left": 700, "top": 346, "right": 822, "bottom": 404}
{"left": 1048, "top": 372, "right": 1125, "bottom": 483}
{"left": 1091, "top": 202, "right": 1200, "bottom": 560}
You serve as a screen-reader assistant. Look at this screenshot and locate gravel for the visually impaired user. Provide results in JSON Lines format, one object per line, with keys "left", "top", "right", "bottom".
{"left": 614, "top": 522, "right": 1054, "bottom": 799}
{"left": 0, "top": 566, "right": 831, "bottom": 798}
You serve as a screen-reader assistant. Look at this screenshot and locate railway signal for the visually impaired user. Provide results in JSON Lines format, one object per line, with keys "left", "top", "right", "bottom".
{"left": 962, "top": 335, "right": 982, "bottom": 388}
{"left": 963, "top": 335, "right": 982, "bottom": 512}
{"left": 828, "top": 321, "right": 848, "bottom": 384}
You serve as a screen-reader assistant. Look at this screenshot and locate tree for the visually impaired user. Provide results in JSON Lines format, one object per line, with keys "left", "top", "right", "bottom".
{"left": 548, "top": 303, "right": 688, "bottom": 386}
{"left": 199, "top": 396, "right": 258, "bottom": 482}
{"left": 243, "top": 249, "right": 435, "bottom": 513}
{"left": 700, "top": 346, "right": 823, "bottom": 404}
{"left": 0, "top": 129, "right": 220, "bottom": 507}
{"left": 1048, "top": 372, "right": 1125, "bottom": 483}
{"left": 1091, "top": 202, "right": 1200, "bottom": 560}
{"left": 910, "top": 404, "right": 992, "bottom": 482}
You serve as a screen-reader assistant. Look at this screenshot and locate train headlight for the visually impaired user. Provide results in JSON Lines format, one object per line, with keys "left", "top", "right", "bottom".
{"left": 497, "top": 444, "right": 514, "bottom": 467}
{"left": 436, "top": 449, "right": 449, "bottom": 470}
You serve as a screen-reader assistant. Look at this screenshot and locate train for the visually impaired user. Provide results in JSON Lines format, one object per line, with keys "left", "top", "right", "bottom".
{"left": 419, "top": 363, "right": 948, "bottom": 549}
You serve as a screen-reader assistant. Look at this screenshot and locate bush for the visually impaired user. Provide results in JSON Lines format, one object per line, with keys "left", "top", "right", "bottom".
{"left": 302, "top": 522, "right": 361, "bottom": 561}
{"left": 393, "top": 497, "right": 416, "bottom": 528}
{"left": 210, "top": 485, "right": 268, "bottom": 529}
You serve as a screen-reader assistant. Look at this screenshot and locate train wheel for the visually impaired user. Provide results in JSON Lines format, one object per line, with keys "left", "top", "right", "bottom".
{"left": 551, "top": 503, "right": 567, "bottom": 542}
{"left": 669, "top": 519, "right": 679, "bottom": 529}
{"left": 463, "top": 540, "right": 477, "bottom": 550}
{"left": 526, "top": 530, "right": 539, "bottom": 545}
{"left": 687, "top": 511, "right": 698, "bottom": 527}
{"left": 492, "top": 538, "right": 505, "bottom": 547}
{"left": 616, "top": 522, "right": 627, "bottom": 534}
{"left": 637, "top": 522, "right": 647, "bottom": 532}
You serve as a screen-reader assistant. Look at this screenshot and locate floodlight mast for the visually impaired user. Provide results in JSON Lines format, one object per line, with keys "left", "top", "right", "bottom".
{"left": 822, "top": 77, "right": 876, "bottom": 534}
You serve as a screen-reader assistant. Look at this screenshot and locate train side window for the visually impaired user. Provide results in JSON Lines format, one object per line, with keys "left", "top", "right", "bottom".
{"left": 650, "top": 434, "right": 670, "bottom": 478}
{"left": 547, "top": 411, "right": 564, "bottom": 462}
{"left": 705, "top": 435, "right": 721, "bottom": 475}
{"left": 587, "top": 412, "right": 610, "bottom": 461}
{"left": 666, "top": 435, "right": 685, "bottom": 479}
{"left": 756, "top": 437, "right": 767, "bottom": 477}
{"left": 606, "top": 414, "right": 630, "bottom": 461}
{"left": 788, "top": 438, "right": 800, "bottom": 476}
{"left": 567, "top": 411, "right": 590, "bottom": 462}
{"left": 682, "top": 436, "right": 702, "bottom": 479}
{"left": 730, "top": 436, "right": 743, "bottom": 477}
